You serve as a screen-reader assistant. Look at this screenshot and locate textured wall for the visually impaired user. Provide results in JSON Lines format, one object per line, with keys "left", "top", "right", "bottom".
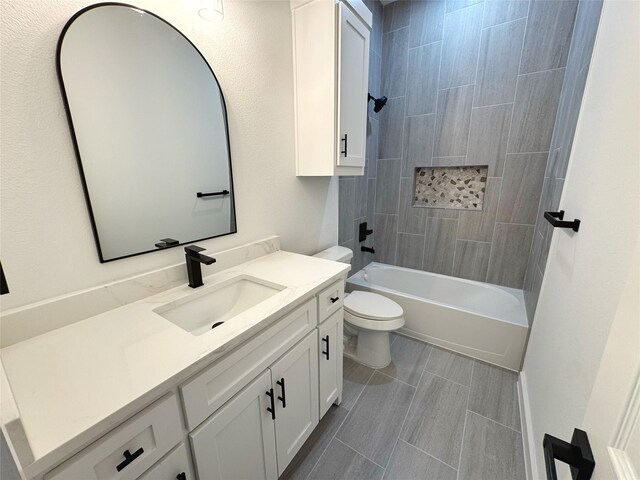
{"left": 0, "top": 0, "right": 338, "bottom": 310}
{"left": 343, "top": 0, "right": 583, "bottom": 289}
{"left": 338, "top": 0, "right": 383, "bottom": 273}
{"left": 523, "top": 0, "right": 603, "bottom": 320}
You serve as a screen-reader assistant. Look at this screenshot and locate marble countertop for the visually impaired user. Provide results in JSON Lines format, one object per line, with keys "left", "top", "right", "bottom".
{"left": 0, "top": 250, "right": 349, "bottom": 477}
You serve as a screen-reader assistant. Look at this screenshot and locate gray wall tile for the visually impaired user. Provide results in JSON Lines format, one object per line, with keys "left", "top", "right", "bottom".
{"left": 396, "top": 233, "right": 426, "bottom": 270}
{"left": 466, "top": 104, "right": 512, "bottom": 176}
{"left": 355, "top": 176, "right": 368, "bottom": 219}
{"left": 446, "top": 0, "right": 483, "bottom": 14}
{"left": 483, "top": 0, "right": 529, "bottom": 27}
{"left": 474, "top": 19, "right": 526, "bottom": 107}
{"left": 487, "top": 223, "right": 534, "bottom": 288}
{"left": 368, "top": 50, "right": 382, "bottom": 118}
{"left": 337, "top": 372, "right": 415, "bottom": 466}
{"left": 496, "top": 152, "right": 547, "bottom": 224}
{"left": 423, "top": 218, "right": 458, "bottom": 275}
{"left": 379, "top": 97, "right": 405, "bottom": 159}
{"left": 520, "top": 0, "right": 578, "bottom": 74}
{"left": 382, "top": 28, "right": 409, "bottom": 98}
{"left": 403, "top": 114, "right": 436, "bottom": 176}
{"left": 399, "top": 178, "right": 427, "bottom": 234}
{"left": 386, "top": 440, "right": 457, "bottom": 480}
{"left": 375, "top": 159, "right": 401, "bottom": 214}
{"left": 339, "top": 178, "right": 356, "bottom": 244}
{"left": 374, "top": 214, "right": 399, "bottom": 264}
{"left": 458, "top": 177, "right": 501, "bottom": 242}
{"left": 406, "top": 43, "right": 440, "bottom": 116}
{"left": 459, "top": 412, "right": 525, "bottom": 480}
{"left": 508, "top": 68, "right": 565, "bottom": 153}
{"left": 434, "top": 85, "right": 474, "bottom": 156}
{"left": 439, "top": 4, "right": 483, "bottom": 89}
{"left": 383, "top": 0, "right": 411, "bottom": 33}
{"left": 570, "top": 0, "right": 603, "bottom": 71}
{"left": 366, "top": 0, "right": 384, "bottom": 56}
{"left": 409, "top": 0, "right": 445, "bottom": 47}
{"left": 453, "top": 240, "right": 491, "bottom": 281}
{"left": 366, "top": 117, "right": 379, "bottom": 178}
{"left": 400, "top": 372, "right": 469, "bottom": 467}
{"left": 308, "top": 439, "right": 383, "bottom": 480}
{"left": 367, "top": 178, "right": 376, "bottom": 222}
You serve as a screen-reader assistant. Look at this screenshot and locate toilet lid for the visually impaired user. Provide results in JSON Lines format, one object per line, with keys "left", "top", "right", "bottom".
{"left": 344, "top": 291, "right": 403, "bottom": 320}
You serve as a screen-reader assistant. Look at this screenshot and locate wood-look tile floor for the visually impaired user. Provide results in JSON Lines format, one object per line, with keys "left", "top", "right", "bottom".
{"left": 281, "top": 334, "right": 525, "bottom": 480}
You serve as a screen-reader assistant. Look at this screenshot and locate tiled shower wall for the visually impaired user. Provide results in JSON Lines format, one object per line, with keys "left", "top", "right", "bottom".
{"left": 367, "top": 0, "right": 579, "bottom": 289}
{"left": 338, "top": 0, "right": 383, "bottom": 273}
{"left": 522, "top": 0, "right": 603, "bottom": 319}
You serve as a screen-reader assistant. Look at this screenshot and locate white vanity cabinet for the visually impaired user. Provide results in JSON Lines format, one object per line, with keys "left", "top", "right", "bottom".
{"left": 318, "top": 310, "right": 343, "bottom": 418}
{"left": 291, "top": 0, "right": 372, "bottom": 176}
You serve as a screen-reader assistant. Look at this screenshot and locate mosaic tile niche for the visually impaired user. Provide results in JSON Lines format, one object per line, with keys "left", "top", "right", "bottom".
{"left": 414, "top": 165, "right": 488, "bottom": 210}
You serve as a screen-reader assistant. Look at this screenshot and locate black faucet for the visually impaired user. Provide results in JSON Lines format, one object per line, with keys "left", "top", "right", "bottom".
{"left": 185, "top": 245, "right": 216, "bottom": 288}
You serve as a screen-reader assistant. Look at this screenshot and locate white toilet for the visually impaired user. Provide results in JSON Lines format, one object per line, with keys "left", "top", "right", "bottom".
{"left": 314, "top": 246, "right": 404, "bottom": 369}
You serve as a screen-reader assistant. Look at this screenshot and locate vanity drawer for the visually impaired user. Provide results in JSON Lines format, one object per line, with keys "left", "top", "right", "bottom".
{"left": 180, "top": 298, "right": 317, "bottom": 430}
{"left": 138, "top": 443, "right": 194, "bottom": 480}
{"left": 45, "top": 394, "right": 182, "bottom": 480}
{"left": 317, "top": 280, "right": 344, "bottom": 322}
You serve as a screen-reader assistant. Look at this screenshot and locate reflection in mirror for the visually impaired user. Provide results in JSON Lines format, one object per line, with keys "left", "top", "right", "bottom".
{"left": 57, "top": 3, "right": 236, "bottom": 262}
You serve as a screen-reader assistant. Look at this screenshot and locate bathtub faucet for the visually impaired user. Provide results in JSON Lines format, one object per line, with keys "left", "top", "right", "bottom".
{"left": 361, "top": 246, "right": 375, "bottom": 254}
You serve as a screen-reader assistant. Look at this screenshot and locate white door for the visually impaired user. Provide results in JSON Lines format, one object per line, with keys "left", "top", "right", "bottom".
{"left": 336, "top": 1, "right": 369, "bottom": 168}
{"left": 189, "top": 370, "right": 278, "bottom": 480}
{"left": 318, "top": 310, "right": 343, "bottom": 418}
{"left": 271, "top": 330, "right": 319, "bottom": 475}
{"left": 520, "top": 1, "right": 640, "bottom": 479}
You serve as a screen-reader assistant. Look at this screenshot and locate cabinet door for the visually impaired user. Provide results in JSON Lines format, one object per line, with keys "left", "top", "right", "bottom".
{"left": 189, "top": 370, "right": 278, "bottom": 480}
{"left": 271, "top": 331, "right": 319, "bottom": 475}
{"left": 336, "top": 1, "right": 370, "bottom": 168}
{"left": 138, "top": 443, "right": 194, "bottom": 480}
{"left": 318, "top": 310, "right": 343, "bottom": 418}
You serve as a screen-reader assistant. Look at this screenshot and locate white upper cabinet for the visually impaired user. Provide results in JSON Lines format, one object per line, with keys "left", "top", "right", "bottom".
{"left": 291, "top": 0, "right": 372, "bottom": 176}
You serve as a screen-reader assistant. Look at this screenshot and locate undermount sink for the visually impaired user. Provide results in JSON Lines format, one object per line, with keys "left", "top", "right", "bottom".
{"left": 154, "top": 275, "right": 286, "bottom": 336}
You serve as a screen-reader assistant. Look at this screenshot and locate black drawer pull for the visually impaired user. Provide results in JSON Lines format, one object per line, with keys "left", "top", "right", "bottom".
{"left": 196, "top": 189, "right": 230, "bottom": 198}
{"left": 544, "top": 210, "right": 580, "bottom": 232}
{"left": 341, "top": 134, "right": 348, "bottom": 156}
{"left": 330, "top": 296, "right": 339, "bottom": 304}
{"left": 266, "top": 388, "right": 276, "bottom": 420}
{"left": 322, "top": 335, "right": 330, "bottom": 360}
{"left": 115, "top": 447, "right": 144, "bottom": 472}
{"left": 176, "top": 473, "right": 187, "bottom": 480}
{"left": 276, "top": 378, "right": 287, "bottom": 408}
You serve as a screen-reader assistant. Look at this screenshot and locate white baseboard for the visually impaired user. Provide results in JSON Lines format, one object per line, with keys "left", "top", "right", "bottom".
{"left": 518, "top": 371, "right": 540, "bottom": 480}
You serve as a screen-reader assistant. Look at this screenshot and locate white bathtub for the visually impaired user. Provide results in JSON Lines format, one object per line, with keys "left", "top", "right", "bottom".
{"left": 346, "top": 263, "right": 529, "bottom": 371}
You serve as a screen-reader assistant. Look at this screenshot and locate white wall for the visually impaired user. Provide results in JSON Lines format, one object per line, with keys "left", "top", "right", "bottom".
{"left": 0, "top": 0, "right": 338, "bottom": 310}
{"left": 521, "top": 0, "right": 640, "bottom": 477}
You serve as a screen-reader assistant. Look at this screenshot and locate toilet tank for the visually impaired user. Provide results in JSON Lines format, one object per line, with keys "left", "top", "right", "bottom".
{"left": 313, "top": 246, "right": 353, "bottom": 264}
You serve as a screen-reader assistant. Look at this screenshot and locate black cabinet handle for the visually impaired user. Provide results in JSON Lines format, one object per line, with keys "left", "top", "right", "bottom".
{"left": 543, "top": 429, "right": 594, "bottom": 480}
{"left": 544, "top": 210, "right": 580, "bottom": 232}
{"left": 115, "top": 447, "right": 144, "bottom": 472}
{"left": 266, "top": 388, "right": 276, "bottom": 420}
{"left": 322, "top": 335, "right": 330, "bottom": 360}
{"left": 276, "top": 378, "right": 287, "bottom": 408}
{"left": 176, "top": 473, "right": 187, "bottom": 480}
{"left": 196, "top": 190, "right": 230, "bottom": 198}
{"left": 341, "top": 134, "right": 348, "bottom": 156}
{"left": 330, "top": 296, "right": 339, "bottom": 304}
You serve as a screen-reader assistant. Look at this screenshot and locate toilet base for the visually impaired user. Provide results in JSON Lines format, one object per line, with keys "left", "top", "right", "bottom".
{"left": 344, "top": 330, "right": 392, "bottom": 369}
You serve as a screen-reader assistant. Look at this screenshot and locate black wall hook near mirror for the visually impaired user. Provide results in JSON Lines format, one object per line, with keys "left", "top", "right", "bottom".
{"left": 544, "top": 210, "right": 581, "bottom": 232}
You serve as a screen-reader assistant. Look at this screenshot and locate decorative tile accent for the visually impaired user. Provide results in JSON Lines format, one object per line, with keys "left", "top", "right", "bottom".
{"left": 414, "top": 166, "right": 488, "bottom": 210}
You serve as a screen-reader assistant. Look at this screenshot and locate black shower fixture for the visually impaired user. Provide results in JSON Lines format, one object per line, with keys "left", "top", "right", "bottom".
{"left": 368, "top": 93, "right": 387, "bottom": 113}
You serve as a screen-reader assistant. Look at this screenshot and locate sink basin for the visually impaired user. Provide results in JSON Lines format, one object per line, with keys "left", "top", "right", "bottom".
{"left": 154, "top": 275, "right": 286, "bottom": 336}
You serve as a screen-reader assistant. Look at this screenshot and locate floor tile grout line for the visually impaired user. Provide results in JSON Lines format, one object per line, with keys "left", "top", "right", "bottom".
{"left": 304, "top": 364, "right": 376, "bottom": 480}
{"left": 334, "top": 437, "right": 387, "bottom": 470}
{"left": 374, "top": 366, "right": 420, "bottom": 389}
{"left": 397, "top": 438, "right": 459, "bottom": 472}
{"left": 465, "top": 409, "right": 523, "bottom": 435}
{"left": 421, "top": 369, "right": 472, "bottom": 389}
{"left": 456, "top": 360, "right": 474, "bottom": 480}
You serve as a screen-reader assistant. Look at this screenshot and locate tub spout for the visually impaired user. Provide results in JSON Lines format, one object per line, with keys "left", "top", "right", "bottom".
{"left": 361, "top": 246, "right": 375, "bottom": 254}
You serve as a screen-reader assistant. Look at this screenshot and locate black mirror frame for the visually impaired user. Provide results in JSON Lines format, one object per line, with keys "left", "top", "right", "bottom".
{"left": 56, "top": 2, "right": 237, "bottom": 263}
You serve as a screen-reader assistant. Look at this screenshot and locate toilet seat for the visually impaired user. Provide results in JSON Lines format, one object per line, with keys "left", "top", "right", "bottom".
{"left": 344, "top": 291, "right": 405, "bottom": 331}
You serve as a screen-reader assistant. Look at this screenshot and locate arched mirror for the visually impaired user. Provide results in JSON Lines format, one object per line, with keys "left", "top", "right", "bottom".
{"left": 57, "top": 3, "right": 236, "bottom": 262}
